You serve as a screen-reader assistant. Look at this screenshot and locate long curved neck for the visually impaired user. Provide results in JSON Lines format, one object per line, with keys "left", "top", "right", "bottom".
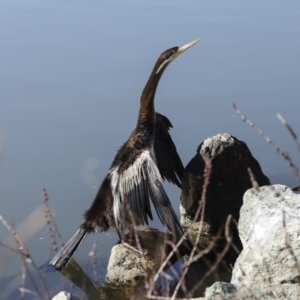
{"left": 137, "top": 62, "right": 166, "bottom": 123}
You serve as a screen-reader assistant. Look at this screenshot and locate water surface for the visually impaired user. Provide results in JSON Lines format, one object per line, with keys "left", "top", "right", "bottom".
{"left": 1, "top": 0, "right": 300, "bottom": 298}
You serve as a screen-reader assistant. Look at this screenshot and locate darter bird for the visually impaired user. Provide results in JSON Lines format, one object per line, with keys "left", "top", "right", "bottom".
{"left": 50, "top": 39, "right": 200, "bottom": 269}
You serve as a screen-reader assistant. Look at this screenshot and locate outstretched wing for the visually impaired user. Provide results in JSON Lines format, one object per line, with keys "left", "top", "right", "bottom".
{"left": 154, "top": 112, "right": 184, "bottom": 188}
{"left": 110, "top": 150, "right": 153, "bottom": 230}
{"left": 143, "top": 156, "right": 184, "bottom": 242}
{"left": 110, "top": 149, "right": 190, "bottom": 249}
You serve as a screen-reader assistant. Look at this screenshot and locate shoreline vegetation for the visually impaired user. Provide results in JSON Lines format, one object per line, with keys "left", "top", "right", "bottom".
{"left": 1, "top": 104, "right": 300, "bottom": 299}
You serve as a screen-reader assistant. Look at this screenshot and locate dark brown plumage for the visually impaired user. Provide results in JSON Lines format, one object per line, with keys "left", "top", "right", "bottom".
{"left": 49, "top": 39, "right": 199, "bottom": 269}
{"left": 154, "top": 112, "right": 184, "bottom": 188}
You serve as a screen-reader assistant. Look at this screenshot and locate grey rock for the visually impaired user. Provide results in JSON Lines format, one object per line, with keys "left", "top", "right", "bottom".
{"left": 106, "top": 243, "right": 147, "bottom": 284}
{"left": 205, "top": 282, "right": 237, "bottom": 300}
{"left": 231, "top": 184, "right": 300, "bottom": 299}
{"left": 106, "top": 229, "right": 188, "bottom": 285}
{"left": 205, "top": 282, "right": 275, "bottom": 300}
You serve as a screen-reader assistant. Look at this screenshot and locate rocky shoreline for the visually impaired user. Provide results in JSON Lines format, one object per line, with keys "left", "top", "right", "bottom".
{"left": 52, "top": 133, "right": 300, "bottom": 299}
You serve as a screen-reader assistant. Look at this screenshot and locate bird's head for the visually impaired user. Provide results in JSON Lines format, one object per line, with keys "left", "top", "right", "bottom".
{"left": 155, "top": 39, "right": 201, "bottom": 74}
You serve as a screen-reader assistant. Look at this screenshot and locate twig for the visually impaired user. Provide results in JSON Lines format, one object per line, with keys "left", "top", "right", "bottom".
{"left": 0, "top": 214, "right": 49, "bottom": 299}
{"left": 170, "top": 164, "right": 212, "bottom": 300}
{"left": 43, "top": 188, "right": 64, "bottom": 251}
{"left": 232, "top": 102, "right": 300, "bottom": 181}
{"left": 189, "top": 215, "right": 233, "bottom": 295}
{"left": 247, "top": 168, "right": 260, "bottom": 192}
{"left": 90, "top": 240, "right": 100, "bottom": 286}
{"left": 277, "top": 113, "right": 300, "bottom": 153}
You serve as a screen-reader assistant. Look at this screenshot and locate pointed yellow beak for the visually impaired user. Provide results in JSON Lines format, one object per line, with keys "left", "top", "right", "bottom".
{"left": 177, "top": 39, "right": 201, "bottom": 56}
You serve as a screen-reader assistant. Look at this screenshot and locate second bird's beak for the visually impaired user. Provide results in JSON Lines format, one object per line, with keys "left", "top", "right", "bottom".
{"left": 176, "top": 39, "right": 201, "bottom": 57}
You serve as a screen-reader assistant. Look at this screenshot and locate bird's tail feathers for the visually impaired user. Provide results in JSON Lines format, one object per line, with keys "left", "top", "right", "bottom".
{"left": 49, "top": 228, "right": 87, "bottom": 270}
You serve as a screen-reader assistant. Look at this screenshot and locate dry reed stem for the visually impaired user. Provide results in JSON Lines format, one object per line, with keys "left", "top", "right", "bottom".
{"left": 232, "top": 102, "right": 300, "bottom": 181}
{"left": 169, "top": 164, "right": 213, "bottom": 300}
{"left": 18, "top": 287, "right": 38, "bottom": 296}
{"left": 90, "top": 240, "right": 100, "bottom": 286}
{"left": 0, "top": 214, "right": 51, "bottom": 299}
{"left": 0, "top": 241, "right": 25, "bottom": 254}
{"left": 277, "top": 113, "right": 300, "bottom": 153}
{"left": 247, "top": 168, "right": 260, "bottom": 192}
{"left": 189, "top": 215, "right": 233, "bottom": 296}
{"left": 147, "top": 234, "right": 189, "bottom": 298}
{"left": 43, "top": 188, "right": 58, "bottom": 255}
{"left": 43, "top": 188, "right": 64, "bottom": 251}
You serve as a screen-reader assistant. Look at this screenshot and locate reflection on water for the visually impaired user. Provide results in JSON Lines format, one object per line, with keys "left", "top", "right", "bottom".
{"left": 1, "top": 0, "right": 300, "bottom": 298}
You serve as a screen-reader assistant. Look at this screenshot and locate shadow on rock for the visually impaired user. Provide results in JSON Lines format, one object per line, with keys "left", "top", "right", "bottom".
{"left": 179, "top": 133, "right": 270, "bottom": 296}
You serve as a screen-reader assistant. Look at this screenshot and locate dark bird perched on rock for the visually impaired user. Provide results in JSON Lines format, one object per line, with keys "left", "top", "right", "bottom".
{"left": 50, "top": 39, "right": 200, "bottom": 269}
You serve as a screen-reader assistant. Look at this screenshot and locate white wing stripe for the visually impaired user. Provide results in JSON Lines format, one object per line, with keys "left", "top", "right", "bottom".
{"left": 110, "top": 149, "right": 162, "bottom": 229}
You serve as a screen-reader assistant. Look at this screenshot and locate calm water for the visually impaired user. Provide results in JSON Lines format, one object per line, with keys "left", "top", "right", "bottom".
{"left": 1, "top": 0, "right": 300, "bottom": 297}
